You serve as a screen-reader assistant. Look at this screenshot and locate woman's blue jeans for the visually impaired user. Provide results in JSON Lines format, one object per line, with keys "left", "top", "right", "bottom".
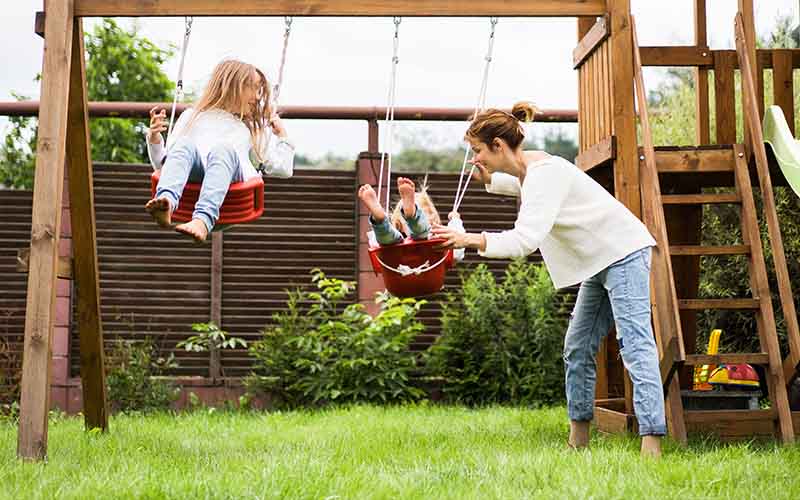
{"left": 155, "top": 140, "right": 243, "bottom": 232}
{"left": 563, "top": 246, "right": 666, "bottom": 436}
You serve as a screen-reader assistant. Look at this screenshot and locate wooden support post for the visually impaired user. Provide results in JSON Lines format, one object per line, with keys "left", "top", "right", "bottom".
{"left": 714, "top": 51, "right": 737, "bottom": 144}
{"left": 210, "top": 232, "right": 223, "bottom": 380}
{"left": 694, "top": 0, "right": 710, "bottom": 144}
{"left": 607, "top": 0, "right": 639, "bottom": 415}
{"left": 738, "top": 0, "right": 758, "bottom": 155}
{"left": 367, "top": 119, "right": 379, "bottom": 155}
{"left": 66, "top": 18, "right": 108, "bottom": 433}
{"left": 17, "top": 0, "right": 75, "bottom": 461}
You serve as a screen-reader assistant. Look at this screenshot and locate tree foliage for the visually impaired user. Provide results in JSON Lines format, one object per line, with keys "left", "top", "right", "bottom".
{"left": 0, "top": 19, "right": 174, "bottom": 188}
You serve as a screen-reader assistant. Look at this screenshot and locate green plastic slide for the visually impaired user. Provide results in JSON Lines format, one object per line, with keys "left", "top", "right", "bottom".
{"left": 762, "top": 105, "right": 800, "bottom": 199}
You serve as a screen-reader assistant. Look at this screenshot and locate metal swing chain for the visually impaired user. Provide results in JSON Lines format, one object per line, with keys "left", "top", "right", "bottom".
{"left": 377, "top": 17, "right": 402, "bottom": 213}
{"left": 453, "top": 17, "right": 498, "bottom": 213}
{"left": 167, "top": 16, "right": 193, "bottom": 140}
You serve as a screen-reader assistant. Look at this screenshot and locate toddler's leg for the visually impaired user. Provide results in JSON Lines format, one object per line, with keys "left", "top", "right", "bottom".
{"left": 176, "top": 144, "right": 240, "bottom": 242}
{"left": 146, "top": 140, "right": 202, "bottom": 227}
{"left": 398, "top": 177, "right": 429, "bottom": 240}
{"left": 359, "top": 184, "right": 403, "bottom": 245}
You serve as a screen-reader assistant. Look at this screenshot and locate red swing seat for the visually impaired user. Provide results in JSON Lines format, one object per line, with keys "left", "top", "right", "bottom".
{"left": 150, "top": 170, "right": 265, "bottom": 225}
{"left": 368, "top": 237, "right": 454, "bottom": 298}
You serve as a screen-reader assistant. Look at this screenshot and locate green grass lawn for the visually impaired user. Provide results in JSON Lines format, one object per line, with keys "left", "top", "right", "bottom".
{"left": 1, "top": 404, "right": 799, "bottom": 499}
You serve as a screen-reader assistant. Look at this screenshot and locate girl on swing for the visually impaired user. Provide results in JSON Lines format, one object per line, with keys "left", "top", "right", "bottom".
{"left": 358, "top": 177, "right": 465, "bottom": 263}
{"left": 432, "top": 102, "right": 665, "bottom": 458}
{"left": 145, "top": 59, "right": 295, "bottom": 242}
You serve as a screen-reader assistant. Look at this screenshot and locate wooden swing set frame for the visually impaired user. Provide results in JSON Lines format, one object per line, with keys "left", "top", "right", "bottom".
{"left": 18, "top": 0, "right": 799, "bottom": 461}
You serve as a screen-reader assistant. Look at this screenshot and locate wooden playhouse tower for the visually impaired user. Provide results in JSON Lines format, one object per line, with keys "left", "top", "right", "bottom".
{"left": 16, "top": 0, "right": 800, "bottom": 460}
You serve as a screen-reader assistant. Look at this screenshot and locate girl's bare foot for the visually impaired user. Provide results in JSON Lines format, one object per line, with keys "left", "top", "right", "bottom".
{"left": 358, "top": 184, "right": 386, "bottom": 222}
{"left": 145, "top": 197, "right": 172, "bottom": 228}
{"left": 397, "top": 177, "right": 416, "bottom": 218}
{"left": 175, "top": 219, "right": 209, "bottom": 243}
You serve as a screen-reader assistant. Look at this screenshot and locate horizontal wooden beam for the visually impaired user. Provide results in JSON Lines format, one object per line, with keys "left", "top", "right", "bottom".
{"left": 640, "top": 46, "right": 712, "bottom": 67}
{"left": 678, "top": 298, "right": 760, "bottom": 310}
{"left": 661, "top": 193, "right": 741, "bottom": 205}
{"left": 73, "top": 0, "right": 608, "bottom": 17}
{"left": 669, "top": 245, "right": 750, "bottom": 256}
{"left": 576, "top": 135, "right": 616, "bottom": 172}
{"left": 648, "top": 147, "right": 735, "bottom": 173}
{"left": 573, "top": 15, "right": 609, "bottom": 68}
{"left": 640, "top": 47, "right": 800, "bottom": 69}
{"left": 16, "top": 248, "right": 72, "bottom": 280}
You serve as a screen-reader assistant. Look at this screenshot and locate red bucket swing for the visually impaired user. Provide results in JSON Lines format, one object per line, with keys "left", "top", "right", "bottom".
{"left": 365, "top": 17, "right": 498, "bottom": 298}
{"left": 151, "top": 16, "right": 293, "bottom": 227}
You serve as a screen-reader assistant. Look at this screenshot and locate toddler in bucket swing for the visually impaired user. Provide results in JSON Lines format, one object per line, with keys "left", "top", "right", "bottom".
{"left": 145, "top": 59, "right": 295, "bottom": 242}
{"left": 358, "top": 176, "right": 466, "bottom": 264}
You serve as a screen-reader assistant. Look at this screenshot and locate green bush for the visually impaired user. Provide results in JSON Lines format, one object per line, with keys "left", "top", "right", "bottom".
{"left": 245, "top": 269, "right": 426, "bottom": 408}
{"left": 106, "top": 338, "right": 180, "bottom": 413}
{"left": 426, "top": 260, "right": 570, "bottom": 406}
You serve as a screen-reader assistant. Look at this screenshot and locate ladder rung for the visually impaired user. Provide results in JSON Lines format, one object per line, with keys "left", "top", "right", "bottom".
{"left": 670, "top": 245, "right": 750, "bottom": 256}
{"left": 685, "top": 353, "right": 770, "bottom": 365}
{"left": 684, "top": 409, "right": 775, "bottom": 424}
{"left": 661, "top": 193, "right": 741, "bottom": 205}
{"left": 679, "top": 299, "right": 761, "bottom": 310}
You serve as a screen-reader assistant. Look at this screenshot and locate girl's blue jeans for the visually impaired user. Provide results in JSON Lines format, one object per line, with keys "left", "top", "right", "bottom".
{"left": 563, "top": 246, "right": 666, "bottom": 436}
{"left": 370, "top": 203, "right": 429, "bottom": 245}
{"left": 155, "top": 140, "right": 243, "bottom": 232}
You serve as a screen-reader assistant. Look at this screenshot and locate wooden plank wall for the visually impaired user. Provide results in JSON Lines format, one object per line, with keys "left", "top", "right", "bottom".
{"left": 0, "top": 162, "right": 574, "bottom": 389}
{"left": 577, "top": 35, "right": 613, "bottom": 152}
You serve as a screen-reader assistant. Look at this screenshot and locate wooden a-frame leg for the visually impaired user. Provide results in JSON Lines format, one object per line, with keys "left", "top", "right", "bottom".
{"left": 17, "top": 0, "right": 75, "bottom": 461}
{"left": 67, "top": 18, "right": 108, "bottom": 433}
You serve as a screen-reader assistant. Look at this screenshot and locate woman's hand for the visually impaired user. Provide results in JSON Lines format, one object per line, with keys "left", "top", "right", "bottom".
{"left": 147, "top": 106, "right": 167, "bottom": 144}
{"left": 470, "top": 160, "right": 491, "bottom": 185}
{"left": 431, "top": 223, "right": 485, "bottom": 251}
{"left": 269, "top": 112, "right": 288, "bottom": 139}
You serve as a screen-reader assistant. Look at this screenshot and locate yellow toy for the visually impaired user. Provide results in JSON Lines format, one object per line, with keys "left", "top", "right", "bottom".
{"left": 693, "top": 329, "right": 722, "bottom": 391}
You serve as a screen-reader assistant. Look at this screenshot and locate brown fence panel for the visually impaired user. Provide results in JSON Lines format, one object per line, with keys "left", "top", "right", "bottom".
{"left": 0, "top": 190, "right": 32, "bottom": 401}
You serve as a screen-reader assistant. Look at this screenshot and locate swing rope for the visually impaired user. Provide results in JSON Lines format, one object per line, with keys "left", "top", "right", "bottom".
{"left": 377, "top": 17, "right": 402, "bottom": 214}
{"left": 452, "top": 17, "right": 498, "bottom": 214}
{"left": 374, "top": 252, "right": 450, "bottom": 277}
{"left": 260, "top": 16, "right": 294, "bottom": 168}
{"left": 167, "top": 17, "right": 193, "bottom": 140}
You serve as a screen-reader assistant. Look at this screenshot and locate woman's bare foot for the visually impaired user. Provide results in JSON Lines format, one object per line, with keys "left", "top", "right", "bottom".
{"left": 641, "top": 435, "right": 662, "bottom": 459}
{"left": 145, "top": 197, "right": 172, "bottom": 228}
{"left": 175, "top": 219, "right": 209, "bottom": 243}
{"left": 397, "top": 177, "right": 416, "bottom": 218}
{"left": 568, "top": 420, "right": 590, "bottom": 449}
{"left": 358, "top": 184, "right": 386, "bottom": 222}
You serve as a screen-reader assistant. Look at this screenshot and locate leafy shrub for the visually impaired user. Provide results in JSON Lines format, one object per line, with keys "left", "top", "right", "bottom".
{"left": 426, "top": 260, "right": 570, "bottom": 406}
{"left": 106, "top": 338, "right": 180, "bottom": 413}
{"left": 245, "top": 269, "right": 426, "bottom": 408}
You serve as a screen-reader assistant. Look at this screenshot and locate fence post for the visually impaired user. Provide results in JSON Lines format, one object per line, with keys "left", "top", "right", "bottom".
{"left": 355, "top": 152, "right": 384, "bottom": 316}
{"left": 209, "top": 232, "right": 222, "bottom": 381}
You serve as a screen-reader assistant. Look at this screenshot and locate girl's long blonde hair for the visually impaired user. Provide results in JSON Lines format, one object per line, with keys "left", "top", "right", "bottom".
{"left": 185, "top": 59, "right": 272, "bottom": 163}
{"left": 390, "top": 176, "right": 441, "bottom": 233}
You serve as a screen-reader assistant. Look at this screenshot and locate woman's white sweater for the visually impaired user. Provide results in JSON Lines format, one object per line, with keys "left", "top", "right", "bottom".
{"left": 479, "top": 155, "right": 655, "bottom": 289}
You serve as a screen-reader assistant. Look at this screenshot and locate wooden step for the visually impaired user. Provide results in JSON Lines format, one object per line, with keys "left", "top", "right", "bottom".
{"left": 684, "top": 409, "right": 775, "bottom": 424}
{"left": 685, "top": 353, "right": 770, "bottom": 365}
{"left": 670, "top": 245, "right": 750, "bottom": 256}
{"left": 652, "top": 147, "right": 735, "bottom": 173}
{"left": 679, "top": 298, "right": 761, "bottom": 310}
{"left": 661, "top": 193, "right": 742, "bottom": 205}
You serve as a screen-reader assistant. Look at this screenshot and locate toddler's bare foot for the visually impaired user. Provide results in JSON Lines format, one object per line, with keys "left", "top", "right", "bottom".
{"left": 145, "top": 197, "right": 172, "bottom": 228}
{"left": 397, "top": 177, "right": 416, "bottom": 218}
{"left": 568, "top": 420, "right": 590, "bottom": 449}
{"left": 175, "top": 219, "right": 209, "bottom": 243}
{"left": 358, "top": 184, "right": 386, "bottom": 222}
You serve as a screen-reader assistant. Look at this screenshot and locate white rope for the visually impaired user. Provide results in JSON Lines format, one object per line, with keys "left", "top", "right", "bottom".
{"left": 452, "top": 17, "right": 498, "bottom": 213}
{"left": 167, "top": 17, "right": 193, "bottom": 140}
{"left": 262, "top": 16, "right": 293, "bottom": 165}
{"left": 377, "top": 17, "right": 401, "bottom": 213}
{"left": 374, "top": 252, "right": 449, "bottom": 277}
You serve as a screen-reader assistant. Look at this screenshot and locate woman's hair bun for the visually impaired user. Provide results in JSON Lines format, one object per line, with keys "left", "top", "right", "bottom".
{"left": 510, "top": 101, "right": 538, "bottom": 123}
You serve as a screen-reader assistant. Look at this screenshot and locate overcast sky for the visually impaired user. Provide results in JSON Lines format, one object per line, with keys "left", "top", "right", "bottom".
{"left": 1, "top": 1, "right": 797, "bottom": 158}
